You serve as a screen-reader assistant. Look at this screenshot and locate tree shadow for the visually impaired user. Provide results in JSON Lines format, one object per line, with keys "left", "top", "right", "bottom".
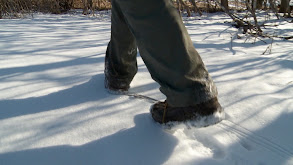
{"left": 0, "top": 113, "right": 178, "bottom": 165}
{"left": 0, "top": 74, "right": 107, "bottom": 120}
{"left": 0, "top": 55, "right": 104, "bottom": 81}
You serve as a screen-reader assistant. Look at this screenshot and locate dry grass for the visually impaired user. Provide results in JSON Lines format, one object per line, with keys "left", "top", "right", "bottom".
{"left": 0, "top": 0, "right": 112, "bottom": 18}
{"left": 73, "top": 0, "right": 111, "bottom": 10}
{"left": 0, "top": 0, "right": 75, "bottom": 18}
{"left": 0, "top": 0, "right": 252, "bottom": 19}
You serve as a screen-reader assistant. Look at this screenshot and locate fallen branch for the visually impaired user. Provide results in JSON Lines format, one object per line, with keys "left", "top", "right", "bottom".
{"left": 214, "top": 0, "right": 254, "bottom": 29}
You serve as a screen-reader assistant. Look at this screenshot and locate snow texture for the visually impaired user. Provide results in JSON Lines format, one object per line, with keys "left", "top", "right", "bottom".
{"left": 0, "top": 11, "right": 292, "bottom": 165}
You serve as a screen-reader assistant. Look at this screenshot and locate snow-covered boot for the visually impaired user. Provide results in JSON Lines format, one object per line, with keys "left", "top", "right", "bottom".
{"left": 150, "top": 98, "right": 224, "bottom": 125}
{"left": 104, "top": 76, "right": 130, "bottom": 94}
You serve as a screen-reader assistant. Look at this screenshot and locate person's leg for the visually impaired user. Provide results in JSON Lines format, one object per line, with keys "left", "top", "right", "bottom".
{"left": 114, "top": 0, "right": 218, "bottom": 107}
{"left": 104, "top": 0, "right": 138, "bottom": 91}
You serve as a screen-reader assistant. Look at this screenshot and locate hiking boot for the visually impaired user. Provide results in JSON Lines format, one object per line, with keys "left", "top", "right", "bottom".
{"left": 104, "top": 75, "right": 130, "bottom": 93}
{"left": 150, "top": 98, "right": 224, "bottom": 124}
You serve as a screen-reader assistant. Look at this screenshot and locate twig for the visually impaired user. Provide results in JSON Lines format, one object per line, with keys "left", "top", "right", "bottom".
{"left": 245, "top": 0, "right": 262, "bottom": 33}
{"left": 178, "top": 0, "right": 192, "bottom": 17}
{"left": 262, "top": 38, "right": 273, "bottom": 55}
{"left": 189, "top": 0, "right": 202, "bottom": 16}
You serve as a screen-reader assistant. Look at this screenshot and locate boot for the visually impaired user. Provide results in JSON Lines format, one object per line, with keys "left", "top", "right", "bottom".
{"left": 150, "top": 98, "right": 224, "bottom": 124}
{"left": 104, "top": 75, "right": 130, "bottom": 93}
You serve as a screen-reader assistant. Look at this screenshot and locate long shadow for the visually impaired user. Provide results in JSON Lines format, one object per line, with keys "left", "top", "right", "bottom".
{"left": 206, "top": 54, "right": 293, "bottom": 83}
{"left": 0, "top": 74, "right": 106, "bottom": 120}
{"left": 0, "top": 113, "right": 178, "bottom": 165}
{"left": 0, "top": 55, "right": 103, "bottom": 80}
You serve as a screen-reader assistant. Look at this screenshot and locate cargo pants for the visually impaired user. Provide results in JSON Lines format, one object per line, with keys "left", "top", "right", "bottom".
{"left": 105, "top": 0, "right": 218, "bottom": 107}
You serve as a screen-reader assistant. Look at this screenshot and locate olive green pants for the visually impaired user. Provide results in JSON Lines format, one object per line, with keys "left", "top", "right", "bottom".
{"left": 105, "top": 0, "right": 218, "bottom": 107}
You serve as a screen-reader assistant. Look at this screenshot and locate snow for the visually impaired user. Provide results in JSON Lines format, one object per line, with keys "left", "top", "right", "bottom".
{"left": 0, "top": 11, "right": 292, "bottom": 165}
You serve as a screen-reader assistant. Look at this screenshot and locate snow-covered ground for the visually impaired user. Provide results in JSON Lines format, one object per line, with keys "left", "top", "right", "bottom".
{"left": 0, "top": 11, "right": 292, "bottom": 165}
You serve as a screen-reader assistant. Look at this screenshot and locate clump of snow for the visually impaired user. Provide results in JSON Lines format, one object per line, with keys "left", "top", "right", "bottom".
{"left": 163, "top": 110, "right": 226, "bottom": 130}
